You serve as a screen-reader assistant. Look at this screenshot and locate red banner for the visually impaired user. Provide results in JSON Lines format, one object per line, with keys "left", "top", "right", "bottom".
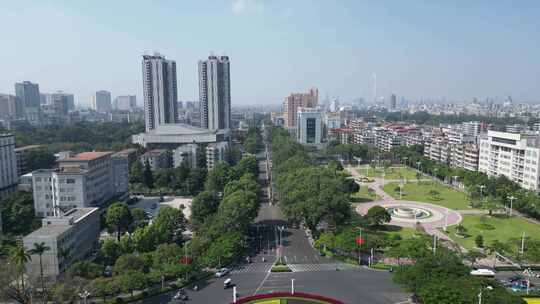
{"left": 355, "top": 236, "right": 364, "bottom": 245}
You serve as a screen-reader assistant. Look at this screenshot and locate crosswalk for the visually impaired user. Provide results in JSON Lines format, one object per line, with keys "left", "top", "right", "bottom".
{"left": 288, "top": 263, "right": 359, "bottom": 272}
{"left": 230, "top": 263, "right": 274, "bottom": 274}
{"left": 230, "top": 262, "right": 359, "bottom": 274}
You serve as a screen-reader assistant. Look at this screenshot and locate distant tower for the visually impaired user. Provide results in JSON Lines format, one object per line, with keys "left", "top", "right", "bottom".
{"left": 390, "top": 94, "right": 397, "bottom": 110}
{"left": 142, "top": 53, "right": 178, "bottom": 132}
{"left": 372, "top": 73, "right": 377, "bottom": 103}
{"left": 199, "top": 55, "right": 231, "bottom": 130}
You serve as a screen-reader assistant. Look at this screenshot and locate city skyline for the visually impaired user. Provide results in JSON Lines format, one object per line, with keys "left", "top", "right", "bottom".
{"left": 1, "top": 1, "right": 540, "bottom": 105}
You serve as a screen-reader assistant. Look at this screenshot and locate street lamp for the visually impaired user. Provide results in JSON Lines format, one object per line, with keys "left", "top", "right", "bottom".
{"left": 507, "top": 196, "right": 516, "bottom": 217}
{"left": 452, "top": 175, "right": 459, "bottom": 186}
{"left": 78, "top": 290, "right": 90, "bottom": 304}
{"left": 478, "top": 185, "right": 485, "bottom": 202}
{"left": 416, "top": 161, "right": 422, "bottom": 171}
{"left": 399, "top": 182, "right": 404, "bottom": 200}
{"left": 478, "top": 286, "right": 493, "bottom": 304}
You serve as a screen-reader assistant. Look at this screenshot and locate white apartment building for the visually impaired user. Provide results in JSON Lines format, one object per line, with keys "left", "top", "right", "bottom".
{"left": 174, "top": 144, "right": 198, "bottom": 169}
{"left": 206, "top": 141, "right": 229, "bottom": 171}
{"left": 23, "top": 208, "right": 100, "bottom": 279}
{"left": 0, "top": 134, "right": 18, "bottom": 200}
{"left": 479, "top": 130, "right": 540, "bottom": 191}
{"left": 32, "top": 152, "right": 118, "bottom": 217}
{"left": 296, "top": 107, "right": 323, "bottom": 146}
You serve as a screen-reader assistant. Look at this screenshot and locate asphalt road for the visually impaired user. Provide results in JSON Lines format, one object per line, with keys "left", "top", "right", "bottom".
{"left": 143, "top": 150, "right": 409, "bottom": 304}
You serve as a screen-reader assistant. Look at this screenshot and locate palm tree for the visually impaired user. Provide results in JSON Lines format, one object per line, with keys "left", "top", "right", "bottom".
{"left": 29, "top": 242, "right": 50, "bottom": 303}
{"left": 8, "top": 244, "right": 31, "bottom": 292}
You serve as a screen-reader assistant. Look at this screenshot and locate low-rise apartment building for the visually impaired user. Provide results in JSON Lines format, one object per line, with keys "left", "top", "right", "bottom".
{"left": 32, "top": 152, "right": 119, "bottom": 217}
{"left": 140, "top": 149, "right": 172, "bottom": 170}
{"left": 23, "top": 207, "right": 100, "bottom": 279}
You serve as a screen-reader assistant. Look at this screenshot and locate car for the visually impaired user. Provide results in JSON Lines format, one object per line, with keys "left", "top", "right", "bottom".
{"left": 509, "top": 275, "right": 524, "bottom": 282}
{"left": 470, "top": 269, "right": 496, "bottom": 277}
{"left": 151, "top": 203, "right": 158, "bottom": 209}
{"left": 215, "top": 268, "right": 229, "bottom": 278}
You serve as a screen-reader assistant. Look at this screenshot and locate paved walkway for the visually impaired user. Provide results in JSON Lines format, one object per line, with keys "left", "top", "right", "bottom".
{"left": 348, "top": 166, "right": 461, "bottom": 243}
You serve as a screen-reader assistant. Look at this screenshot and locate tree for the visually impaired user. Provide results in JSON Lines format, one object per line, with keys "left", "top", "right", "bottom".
{"left": 482, "top": 197, "right": 503, "bottom": 216}
{"left": 464, "top": 250, "right": 486, "bottom": 268}
{"left": 130, "top": 208, "right": 148, "bottom": 229}
{"left": 132, "top": 226, "right": 157, "bottom": 253}
{"left": 89, "top": 277, "right": 119, "bottom": 302}
{"left": 225, "top": 146, "right": 242, "bottom": 166}
{"left": 475, "top": 235, "right": 484, "bottom": 248}
{"left": 152, "top": 206, "right": 186, "bottom": 245}
{"left": 25, "top": 150, "right": 56, "bottom": 172}
{"left": 365, "top": 206, "right": 391, "bottom": 227}
{"left": 428, "top": 190, "right": 440, "bottom": 200}
{"left": 28, "top": 242, "right": 51, "bottom": 301}
{"left": 455, "top": 224, "right": 467, "bottom": 236}
{"left": 118, "top": 270, "right": 149, "bottom": 296}
{"left": 1, "top": 192, "right": 39, "bottom": 235}
{"left": 416, "top": 171, "right": 422, "bottom": 183}
{"left": 343, "top": 178, "right": 360, "bottom": 194}
{"left": 114, "top": 254, "right": 148, "bottom": 275}
{"left": 67, "top": 261, "right": 104, "bottom": 279}
{"left": 130, "top": 161, "right": 143, "bottom": 184}
{"left": 100, "top": 239, "right": 121, "bottom": 265}
{"left": 190, "top": 191, "right": 220, "bottom": 229}
{"left": 142, "top": 160, "right": 154, "bottom": 189}
{"left": 106, "top": 202, "right": 133, "bottom": 241}
{"left": 8, "top": 245, "right": 31, "bottom": 298}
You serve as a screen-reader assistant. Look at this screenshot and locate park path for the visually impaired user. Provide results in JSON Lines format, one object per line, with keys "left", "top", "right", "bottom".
{"left": 347, "top": 166, "right": 461, "bottom": 245}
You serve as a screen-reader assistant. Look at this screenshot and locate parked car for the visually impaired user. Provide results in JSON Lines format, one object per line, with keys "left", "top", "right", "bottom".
{"left": 215, "top": 268, "right": 229, "bottom": 278}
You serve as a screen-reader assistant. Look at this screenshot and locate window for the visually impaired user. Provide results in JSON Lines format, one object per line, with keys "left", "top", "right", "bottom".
{"left": 66, "top": 179, "right": 76, "bottom": 184}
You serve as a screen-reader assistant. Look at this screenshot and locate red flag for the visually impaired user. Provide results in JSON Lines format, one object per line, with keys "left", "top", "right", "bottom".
{"left": 355, "top": 236, "right": 365, "bottom": 245}
{"left": 180, "top": 256, "right": 192, "bottom": 264}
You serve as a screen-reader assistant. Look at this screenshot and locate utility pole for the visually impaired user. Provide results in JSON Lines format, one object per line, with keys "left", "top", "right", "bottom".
{"left": 433, "top": 235, "right": 437, "bottom": 255}
{"left": 521, "top": 232, "right": 526, "bottom": 255}
{"left": 291, "top": 279, "right": 295, "bottom": 294}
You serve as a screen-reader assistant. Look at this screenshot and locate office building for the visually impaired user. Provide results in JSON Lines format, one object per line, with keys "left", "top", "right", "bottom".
{"left": 92, "top": 90, "right": 112, "bottom": 112}
{"left": 115, "top": 95, "right": 137, "bottom": 111}
{"left": 32, "top": 152, "right": 118, "bottom": 217}
{"left": 142, "top": 53, "right": 178, "bottom": 132}
{"left": 479, "top": 130, "right": 540, "bottom": 191}
{"left": 206, "top": 141, "right": 229, "bottom": 171}
{"left": 140, "top": 149, "right": 172, "bottom": 170}
{"left": 0, "top": 134, "right": 18, "bottom": 200}
{"left": 111, "top": 154, "right": 129, "bottom": 195}
{"left": 296, "top": 107, "right": 323, "bottom": 146}
{"left": 0, "top": 94, "right": 22, "bottom": 119}
{"left": 23, "top": 208, "right": 100, "bottom": 279}
{"left": 173, "top": 144, "right": 198, "bottom": 169}
{"left": 199, "top": 55, "right": 231, "bottom": 130}
{"left": 15, "top": 145, "right": 46, "bottom": 176}
{"left": 45, "top": 91, "right": 75, "bottom": 111}
{"left": 15, "top": 81, "right": 41, "bottom": 124}
{"left": 283, "top": 88, "right": 318, "bottom": 129}
{"left": 112, "top": 148, "right": 140, "bottom": 172}
{"left": 390, "top": 94, "right": 397, "bottom": 110}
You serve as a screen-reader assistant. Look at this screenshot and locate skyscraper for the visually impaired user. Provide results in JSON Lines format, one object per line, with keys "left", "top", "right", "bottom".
{"left": 390, "top": 94, "right": 397, "bottom": 110}
{"left": 15, "top": 81, "right": 41, "bottom": 124}
{"left": 142, "top": 53, "right": 178, "bottom": 132}
{"left": 92, "top": 90, "right": 112, "bottom": 112}
{"left": 199, "top": 55, "right": 231, "bottom": 130}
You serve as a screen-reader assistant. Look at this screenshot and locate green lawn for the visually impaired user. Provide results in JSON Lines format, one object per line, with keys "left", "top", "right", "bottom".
{"left": 351, "top": 185, "right": 380, "bottom": 203}
{"left": 386, "top": 226, "right": 417, "bottom": 240}
{"left": 382, "top": 181, "right": 470, "bottom": 210}
{"left": 444, "top": 215, "right": 540, "bottom": 251}
{"left": 356, "top": 165, "right": 420, "bottom": 180}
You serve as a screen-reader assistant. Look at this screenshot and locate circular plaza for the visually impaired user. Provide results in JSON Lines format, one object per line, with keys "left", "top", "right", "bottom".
{"left": 356, "top": 200, "right": 462, "bottom": 230}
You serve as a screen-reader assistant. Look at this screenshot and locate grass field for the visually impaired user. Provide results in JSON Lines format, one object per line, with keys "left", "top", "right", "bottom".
{"left": 351, "top": 185, "right": 380, "bottom": 203}
{"left": 382, "top": 181, "right": 470, "bottom": 210}
{"left": 386, "top": 226, "right": 417, "bottom": 240}
{"left": 444, "top": 214, "right": 540, "bottom": 251}
{"left": 356, "top": 165, "right": 420, "bottom": 180}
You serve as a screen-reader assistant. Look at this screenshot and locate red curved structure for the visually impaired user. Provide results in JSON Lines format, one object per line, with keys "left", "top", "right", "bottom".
{"left": 232, "top": 292, "right": 345, "bottom": 304}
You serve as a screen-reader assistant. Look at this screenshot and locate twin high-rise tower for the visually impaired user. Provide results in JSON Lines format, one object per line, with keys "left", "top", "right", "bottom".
{"left": 142, "top": 53, "right": 179, "bottom": 132}
{"left": 142, "top": 53, "right": 230, "bottom": 132}
{"left": 198, "top": 55, "right": 231, "bottom": 130}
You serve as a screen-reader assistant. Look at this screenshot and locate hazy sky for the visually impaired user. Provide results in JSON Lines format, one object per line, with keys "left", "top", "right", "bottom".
{"left": 1, "top": 0, "right": 540, "bottom": 106}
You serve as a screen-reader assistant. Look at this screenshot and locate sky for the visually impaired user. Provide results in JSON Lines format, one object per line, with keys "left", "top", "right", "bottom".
{"left": 1, "top": 0, "right": 540, "bottom": 106}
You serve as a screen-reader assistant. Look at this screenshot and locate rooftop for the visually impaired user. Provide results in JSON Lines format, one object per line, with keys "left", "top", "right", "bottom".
{"left": 61, "top": 151, "right": 113, "bottom": 161}
{"left": 15, "top": 144, "right": 45, "bottom": 152}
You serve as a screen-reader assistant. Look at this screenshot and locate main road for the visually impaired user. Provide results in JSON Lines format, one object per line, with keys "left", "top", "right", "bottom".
{"left": 144, "top": 147, "right": 408, "bottom": 304}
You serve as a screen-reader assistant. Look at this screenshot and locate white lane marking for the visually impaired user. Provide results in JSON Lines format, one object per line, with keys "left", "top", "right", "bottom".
{"left": 253, "top": 269, "right": 271, "bottom": 295}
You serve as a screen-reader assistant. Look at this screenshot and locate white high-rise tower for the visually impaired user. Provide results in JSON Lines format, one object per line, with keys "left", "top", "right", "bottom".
{"left": 142, "top": 53, "right": 178, "bottom": 132}
{"left": 199, "top": 55, "right": 231, "bottom": 130}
